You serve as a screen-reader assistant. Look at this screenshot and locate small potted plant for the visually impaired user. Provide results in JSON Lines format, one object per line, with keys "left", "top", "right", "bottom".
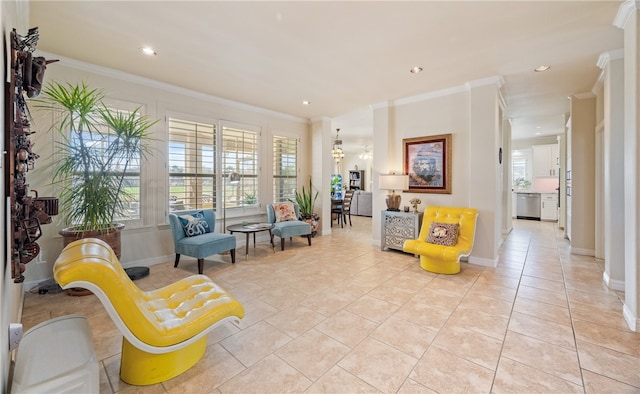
{"left": 243, "top": 192, "right": 257, "bottom": 205}
{"left": 290, "top": 177, "right": 319, "bottom": 236}
{"left": 514, "top": 177, "right": 531, "bottom": 190}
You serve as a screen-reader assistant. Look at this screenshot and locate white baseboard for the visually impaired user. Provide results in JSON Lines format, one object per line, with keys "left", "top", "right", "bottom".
{"left": 623, "top": 303, "right": 639, "bottom": 332}
{"left": 570, "top": 247, "right": 595, "bottom": 256}
{"left": 468, "top": 255, "right": 498, "bottom": 268}
{"left": 602, "top": 272, "right": 625, "bottom": 291}
{"left": 23, "top": 255, "right": 174, "bottom": 292}
{"left": 120, "top": 254, "right": 174, "bottom": 269}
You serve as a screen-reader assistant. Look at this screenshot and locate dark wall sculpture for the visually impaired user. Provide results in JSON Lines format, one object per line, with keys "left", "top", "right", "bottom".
{"left": 6, "top": 28, "right": 58, "bottom": 282}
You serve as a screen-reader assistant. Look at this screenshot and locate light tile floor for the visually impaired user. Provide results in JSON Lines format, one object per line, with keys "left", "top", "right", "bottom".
{"left": 21, "top": 217, "right": 640, "bottom": 393}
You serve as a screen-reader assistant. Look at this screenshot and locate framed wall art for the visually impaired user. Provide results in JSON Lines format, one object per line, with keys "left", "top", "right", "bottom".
{"left": 402, "top": 133, "right": 452, "bottom": 194}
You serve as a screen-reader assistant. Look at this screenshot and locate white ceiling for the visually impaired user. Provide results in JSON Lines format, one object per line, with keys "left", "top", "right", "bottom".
{"left": 29, "top": 1, "right": 624, "bottom": 152}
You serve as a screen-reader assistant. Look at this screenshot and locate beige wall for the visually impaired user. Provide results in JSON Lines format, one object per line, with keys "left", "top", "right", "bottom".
{"left": 569, "top": 96, "right": 596, "bottom": 254}
{"left": 25, "top": 59, "right": 310, "bottom": 286}
{"left": 391, "top": 92, "right": 471, "bottom": 207}
{"left": 603, "top": 55, "right": 626, "bottom": 289}
{"left": 502, "top": 117, "right": 512, "bottom": 237}
{"left": 621, "top": 2, "right": 639, "bottom": 330}
{"left": 310, "top": 118, "right": 333, "bottom": 235}
{"left": 371, "top": 83, "right": 502, "bottom": 265}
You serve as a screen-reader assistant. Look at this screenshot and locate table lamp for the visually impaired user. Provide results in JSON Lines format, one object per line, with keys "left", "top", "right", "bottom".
{"left": 379, "top": 173, "right": 409, "bottom": 211}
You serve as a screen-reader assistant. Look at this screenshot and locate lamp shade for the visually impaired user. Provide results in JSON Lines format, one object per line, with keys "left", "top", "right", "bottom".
{"left": 379, "top": 174, "right": 408, "bottom": 192}
{"left": 379, "top": 174, "right": 408, "bottom": 211}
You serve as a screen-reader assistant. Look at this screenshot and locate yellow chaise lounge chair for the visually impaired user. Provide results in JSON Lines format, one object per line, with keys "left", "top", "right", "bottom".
{"left": 53, "top": 238, "right": 245, "bottom": 386}
{"left": 403, "top": 206, "right": 478, "bottom": 274}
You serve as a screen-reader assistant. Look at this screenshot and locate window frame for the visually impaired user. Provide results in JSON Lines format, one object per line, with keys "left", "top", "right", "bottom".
{"left": 73, "top": 98, "right": 148, "bottom": 228}
{"left": 167, "top": 115, "right": 218, "bottom": 215}
{"left": 166, "top": 116, "right": 263, "bottom": 224}
{"left": 272, "top": 134, "right": 298, "bottom": 203}
{"left": 219, "top": 121, "right": 261, "bottom": 218}
{"left": 511, "top": 148, "right": 533, "bottom": 189}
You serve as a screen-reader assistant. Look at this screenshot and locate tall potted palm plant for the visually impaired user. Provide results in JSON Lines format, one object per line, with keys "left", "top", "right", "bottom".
{"left": 36, "top": 82, "right": 157, "bottom": 258}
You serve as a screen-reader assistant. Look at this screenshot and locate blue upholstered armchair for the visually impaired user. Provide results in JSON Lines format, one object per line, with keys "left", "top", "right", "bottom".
{"left": 169, "top": 209, "right": 236, "bottom": 274}
{"left": 266, "top": 203, "right": 312, "bottom": 251}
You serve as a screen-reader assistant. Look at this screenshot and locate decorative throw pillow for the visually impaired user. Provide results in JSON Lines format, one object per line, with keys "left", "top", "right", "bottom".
{"left": 274, "top": 202, "right": 297, "bottom": 222}
{"left": 178, "top": 210, "right": 211, "bottom": 237}
{"left": 426, "top": 222, "right": 459, "bottom": 246}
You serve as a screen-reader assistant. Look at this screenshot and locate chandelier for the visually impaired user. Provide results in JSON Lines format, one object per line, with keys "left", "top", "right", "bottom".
{"left": 359, "top": 145, "right": 372, "bottom": 160}
{"left": 331, "top": 128, "right": 345, "bottom": 163}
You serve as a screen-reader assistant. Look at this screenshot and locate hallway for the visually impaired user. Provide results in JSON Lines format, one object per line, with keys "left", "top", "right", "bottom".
{"left": 496, "top": 219, "right": 638, "bottom": 391}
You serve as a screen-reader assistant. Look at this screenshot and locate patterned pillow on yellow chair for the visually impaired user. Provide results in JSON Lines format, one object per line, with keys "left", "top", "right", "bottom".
{"left": 426, "top": 222, "right": 459, "bottom": 246}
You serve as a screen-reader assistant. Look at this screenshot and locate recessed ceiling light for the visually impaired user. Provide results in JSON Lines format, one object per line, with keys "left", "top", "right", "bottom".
{"left": 302, "top": 100, "right": 311, "bottom": 105}
{"left": 534, "top": 65, "right": 550, "bottom": 72}
{"left": 140, "top": 46, "right": 157, "bottom": 56}
{"left": 410, "top": 66, "right": 423, "bottom": 74}
{"left": 536, "top": 132, "right": 541, "bottom": 135}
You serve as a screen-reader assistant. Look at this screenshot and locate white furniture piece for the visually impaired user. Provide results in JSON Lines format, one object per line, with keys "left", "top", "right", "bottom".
{"left": 533, "top": 143, "right": 559, "bottom": 177}
{"left": 11, "top": 315, "right": 99, "bottom": 393}
{"left": 541, "top": 193, "right": 559, "bottom": 221}
{"left": 381, "top": 210, "right": 423, "bottom": 257}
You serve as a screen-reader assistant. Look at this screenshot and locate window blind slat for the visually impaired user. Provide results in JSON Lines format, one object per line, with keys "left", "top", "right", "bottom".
{"left": 168, "top": 118, "right": 216, "bottom": 211}
{"left": 222, "top": 125, "right": 259, "bottom": 207}
{"left": 273, "top": 135, "right": 297, "bottom": 203}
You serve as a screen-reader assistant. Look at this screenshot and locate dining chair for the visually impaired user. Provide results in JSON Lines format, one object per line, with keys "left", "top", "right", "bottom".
{"left": 331, "top": 190, "right": 354, "bottom": 228}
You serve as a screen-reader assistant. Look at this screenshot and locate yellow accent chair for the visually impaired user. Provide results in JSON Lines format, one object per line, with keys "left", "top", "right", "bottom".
{"left": 53, "top": 238, "right": 245, "bottom": 386}
{"left": 403, "top": 206, "right": 478, "bottom": 274}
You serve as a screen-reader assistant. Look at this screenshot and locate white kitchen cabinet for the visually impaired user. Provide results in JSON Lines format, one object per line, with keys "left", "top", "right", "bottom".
{"left": 533, "top": 144, "right": 559, "bottom": 178}
{"left": 541, "top": 193, "right": 558, "bottom": 221}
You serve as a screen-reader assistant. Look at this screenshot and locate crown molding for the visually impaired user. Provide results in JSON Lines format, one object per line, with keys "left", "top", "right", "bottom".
{"left": 309, "top": 116, "right": 332, "bottom": 124}
{"left": 596, "top": 48, "right": 625, "bottom": 70}
{"left": 593, "top": 48, "right": 625, "bottom": 94}
{"left": 371, "top": 75, "right": 504, "bottom": 110}
{"left": 37, "top": 51, "right": 309, "bottom": 125}
{"left": 613, "top": 0, "right": 639, "bottom": 29}
{"left": 370, "top": 101, "right": 391, "bottom": 110}
{"left": 573, "top": 92, "right": 596, "bottom": 100}
{"left": 465, "top": 75, "right": 505, "bottom": 90}
{"left": 392, "top": 84, "right": 468, "bottom": 107}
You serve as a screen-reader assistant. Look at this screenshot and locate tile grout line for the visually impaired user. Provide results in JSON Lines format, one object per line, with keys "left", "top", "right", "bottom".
{"left": 555, "top": 223, "right": 588, "bottom": 393}
{"left": 488, "top": 225, "right": 530, "bottom": 393}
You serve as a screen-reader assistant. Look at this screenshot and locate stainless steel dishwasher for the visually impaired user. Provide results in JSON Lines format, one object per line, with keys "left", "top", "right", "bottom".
{"left": 516, "top": 193, "right": 541, "bottom": 220}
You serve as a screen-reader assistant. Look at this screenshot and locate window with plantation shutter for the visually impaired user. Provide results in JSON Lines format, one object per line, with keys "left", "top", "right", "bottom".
{"left": 71, "top": 107, "right": 143, "bottom": 222}
{"left": 221, "top": 124, "right": 259, "bottom": 208}
{"left": 168, "top": 118, "right": 216, "bottom": 212}
{"left": 273, "top": 135, "right": 297, "bottom": 203}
